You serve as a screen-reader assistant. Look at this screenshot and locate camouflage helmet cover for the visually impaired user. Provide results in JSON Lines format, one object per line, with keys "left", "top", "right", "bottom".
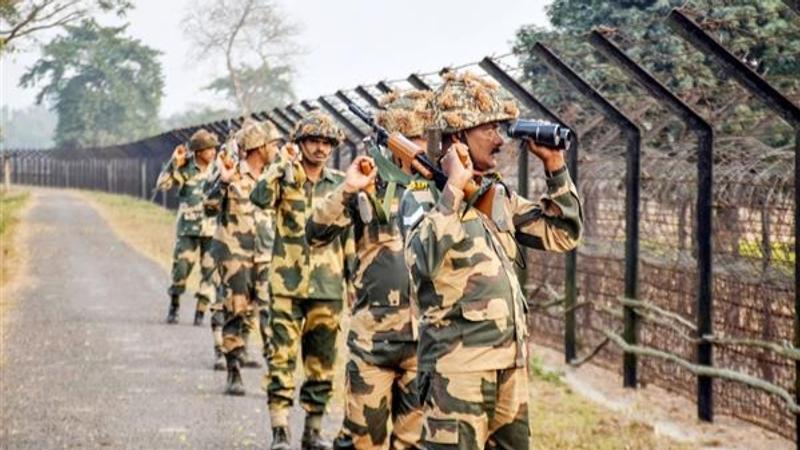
{"left": 291, "top": 109, "right": 345, "bottom": 146}
{"left": 189, "top": 128, "right": 219, "bottom": 152}
{"left": 238, "top": 119, "right": 282, "bottom": 151}
{"left": 433, "top": 69, "right": 520, "bottom": 134}
{"left": 376, "top": 89, "right": 435, "bottom": 138}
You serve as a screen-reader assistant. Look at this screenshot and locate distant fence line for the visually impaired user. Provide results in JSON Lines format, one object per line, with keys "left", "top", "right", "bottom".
{"left": 2, "top": 6, "right": 798, "bottom": 445}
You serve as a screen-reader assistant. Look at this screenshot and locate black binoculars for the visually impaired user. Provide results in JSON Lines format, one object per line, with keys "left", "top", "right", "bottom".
{"left": 505, "top": 119, "right": 572, "bottom": 150}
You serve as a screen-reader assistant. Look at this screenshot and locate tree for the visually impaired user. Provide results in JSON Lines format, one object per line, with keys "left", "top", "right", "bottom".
{"left": 0, "top": 104, "right": 56, "bottom": 148}
{"left": 161, "top": 104, "right": 236, "bottom": 131}
{"left": 0, "top": 0, "right": 132, "bottom": 53}
{"left": 182, "top": 0, "right": 300, "bottom": 115}
{"left": 20, "top": 19, "right": 164, "bottom": 148}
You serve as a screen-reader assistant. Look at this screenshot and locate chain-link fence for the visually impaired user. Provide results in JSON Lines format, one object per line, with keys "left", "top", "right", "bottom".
{"left": 3, "top": 4, "right": 798, "bottom": 445}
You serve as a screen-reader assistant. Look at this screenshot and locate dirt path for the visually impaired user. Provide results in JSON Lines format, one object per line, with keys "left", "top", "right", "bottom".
{"left": 0, "top": 190, "right": 318, "bottom": 449}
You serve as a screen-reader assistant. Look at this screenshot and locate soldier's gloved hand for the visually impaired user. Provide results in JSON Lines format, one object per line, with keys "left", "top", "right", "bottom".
{"left": 217, "top": 153, "right": 236, "bottom": 183}
{"left": 526, "top": 138, "right": 565, "bottom": 173}
{"left": 280, "top": 142, "right": 300, "bottom": 162}
{"left": 173, "top": 144, "right": 188, "bottom": 168}
{"left": 343, "top": 155, "right": 377, "bottom": 194}
{"left": 441, "top": 143, "right": 473, "bottom": 191}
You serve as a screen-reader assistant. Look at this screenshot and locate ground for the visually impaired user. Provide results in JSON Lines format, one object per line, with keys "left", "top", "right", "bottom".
{"left": 0, "top": 188, "right": 792, "bottom": 449}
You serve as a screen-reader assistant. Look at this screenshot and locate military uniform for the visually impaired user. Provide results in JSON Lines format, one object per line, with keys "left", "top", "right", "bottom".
{"left": 250, "top": 110, "right": 352, "bottom": 450}
{"left": 156, "top": 130, "right": 218, "bottom": 323}
{"left": 204, "top": 120, "right": 279, "bottom": 394}
{"left": 306, "top": 90, "right": 437, "bottom": 450}
{"left": 401, "top": 70, "right": 584, "bottom": 450}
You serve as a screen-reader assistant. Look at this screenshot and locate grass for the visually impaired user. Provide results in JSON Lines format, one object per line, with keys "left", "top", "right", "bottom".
{"left": 1, "top": 188, "right": 31, "bottom": 367}
{"left": 529, "top": 356, "right": 691, "bottom": 450}
{"left": 78, "top": 190, "right": 691, "bottom": 449}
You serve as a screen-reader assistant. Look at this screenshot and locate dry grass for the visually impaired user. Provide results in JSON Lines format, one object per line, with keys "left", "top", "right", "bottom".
{"left": 76, "top": 190, "right": 691, "bottom": 448}
{"left": 528, "top": 356, "right": 691, "bottom": 449}
{"left": 0, "top": 188, "right": 32, "bottom": 367}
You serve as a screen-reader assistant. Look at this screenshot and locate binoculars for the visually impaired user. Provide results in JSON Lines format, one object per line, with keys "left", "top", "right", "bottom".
{"left": 505, "top": 119, "right": 572, "bottom": 150}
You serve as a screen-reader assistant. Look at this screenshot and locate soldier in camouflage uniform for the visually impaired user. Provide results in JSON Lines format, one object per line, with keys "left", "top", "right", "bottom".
{"left": 156, "top": 129, "right": 219, "bottom": 325}
{"left": 203, "top": 120, "right": 281, "bottom": 395}
{"left": 306, "top": 90, "right": 434, "bottom": 450}
{"left": 205, "top": 131, "right": 264, "bottom": 371}
{"left": 250, "top": 110, "right": 351, "bottom": 450}
{"left": 401, "top": 70, "right": 584, "bottom": 450}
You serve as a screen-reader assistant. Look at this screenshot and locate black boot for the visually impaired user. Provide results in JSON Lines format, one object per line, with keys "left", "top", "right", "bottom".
{"left": 193, "top": 310, "right": 204, "bottom": 326}
{"left": 302, "top": 414, "right": 332, "bottom": 450}
{"left": 270, "top": 426, "right": 291, "bottom": 450}
{"left": 165, "top": 296, "right": 180, "bottom": 324}
{"left": 332, "top": 433, "right": 355, "bottom": 450}
{"left": 224, "top": 354, "right": 245, "bottom": 396}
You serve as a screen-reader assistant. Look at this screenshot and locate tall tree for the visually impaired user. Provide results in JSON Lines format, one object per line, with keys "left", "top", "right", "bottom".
{"left": 182, "top": 0, "right": 300, "bottom": 115}
{"left": 20, "top": 19, "right": 164, "bottom": 148}
{"left": 0, "top": 0, "right": 132, "bottom": 52}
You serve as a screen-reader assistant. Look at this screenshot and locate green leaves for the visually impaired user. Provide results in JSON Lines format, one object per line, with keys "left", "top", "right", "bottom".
{"left": 20, "top": 19, "right": 164, "bottom": 149}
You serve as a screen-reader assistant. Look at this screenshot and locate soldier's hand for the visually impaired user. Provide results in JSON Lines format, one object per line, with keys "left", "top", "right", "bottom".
{"left": 343, "top": 156, "right": 377, "bottom": 194}
{"left": 441, "top": 143, "right": 473, "bottom": 191}
{"left": 217, "top": 154, "right": 236, "bottom": 182}
{"left": 526, "top": 139, "right": 565, "bottom": 173}
{"left": 173, "top": 144, "right": 188, "bottom": 168}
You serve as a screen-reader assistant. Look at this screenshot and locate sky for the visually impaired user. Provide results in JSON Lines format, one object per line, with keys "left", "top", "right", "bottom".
{"left": 1, "top": 0, "right": 552, "bottom": 117}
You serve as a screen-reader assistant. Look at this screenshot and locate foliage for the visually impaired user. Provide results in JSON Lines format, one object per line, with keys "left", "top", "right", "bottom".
{"left": 0, "top": 104, "right": 56, "bottom": 148}
{"left": 160, "top": 104, "right": 236, "bottom": 132}
{"left": 204, "top": 61, "right": 295, "bottom": 113}
{"left": 0, "top": 0, "right": 132, "bottom": 52}
{"left": 512, "top": 0, "right": 799, "bottom": 146}
{"left": 19, "top": 19, "right": 164, "bottom": 148}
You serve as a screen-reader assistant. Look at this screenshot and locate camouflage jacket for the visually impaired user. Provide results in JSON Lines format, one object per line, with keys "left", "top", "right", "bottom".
{"left": 402, "top": 167, "right": 583, "bottom": 373}
{"left": 250, "top": 157, "right": 352, "bottom": 301}
{"left": 156, "top": 156, "right": 216, "bottom": 237}
{"left": 203, "top": 160, "right": 274, "bottom": 263}
{"left": 306, "top": 181, "right": 416, "bottom": 365}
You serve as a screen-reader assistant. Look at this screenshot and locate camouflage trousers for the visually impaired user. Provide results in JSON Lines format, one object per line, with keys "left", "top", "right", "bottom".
{"left": 334, "top": 343, "right": 423, "bottom": 450}
{"left": 266, "top": 296, "right": 342, "bottom": 427}
{"left": 167, "top": 235, "right": 216, "bottom": 311}
{"left": 218, "top": 256, "right": 271, "bottom": 356}
{"left": 419, "top": 367, "right": 530, "bottom": 450}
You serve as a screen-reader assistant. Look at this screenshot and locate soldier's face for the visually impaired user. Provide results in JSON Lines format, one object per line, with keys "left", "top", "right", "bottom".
{"left": 195, "top": 147, "right": 216, "bottom": 165}
{"left": 299, "top": 138, "right": 334, "bottom": 167}
{"left": 464, "top": 122, "right": 504, "bottom": 172}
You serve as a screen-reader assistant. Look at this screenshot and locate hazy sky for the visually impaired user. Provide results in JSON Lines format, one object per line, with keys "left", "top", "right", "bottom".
{"left": 1, "top": 0, "right": 551, "bottom": 117}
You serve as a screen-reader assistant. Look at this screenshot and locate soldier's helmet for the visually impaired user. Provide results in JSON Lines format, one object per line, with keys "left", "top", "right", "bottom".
{"left": 376, "top": 89, "right": 435, "bottom": 139}
{"left": 291, "top": 109, "right": 345, "bottom": 146}
{"left": 189, "top": 128, "right": 220, "bottom": 152}
{"left": 433, "top": 69, "right": 519, "bottom": 134}
{"left": 237, "top": 119, "right": 281, "bottom": 151}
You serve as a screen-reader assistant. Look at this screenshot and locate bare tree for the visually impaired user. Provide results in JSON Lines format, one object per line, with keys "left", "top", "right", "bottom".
{"left": 0, "top": 0, "right": 132, "bottom": 52}
{"left": 182, "top": 0, "right": 301, "bottom": 115}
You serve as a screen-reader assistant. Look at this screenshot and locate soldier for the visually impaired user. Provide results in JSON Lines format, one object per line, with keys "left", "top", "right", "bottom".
{"left": 203, "top": 120, "right": 280, "bottom": 395}
{"left": 306, "top": 90, "right": 433, "bottom": 450}
{"left": 205, "top": 132, "right": 263, "bottom": 371}
{"left": 156, "top": 128, "right": 219, "bottom": 325}
{"left": 401, "top": 70, "right": 584, "bottom": 450}
{"left": 250, "top": 110, "right": 351, "bottom": 450}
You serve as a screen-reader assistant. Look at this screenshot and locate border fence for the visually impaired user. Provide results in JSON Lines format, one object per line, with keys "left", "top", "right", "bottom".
{"left": 3, "top": 6, "right": 798, "bottom": 446}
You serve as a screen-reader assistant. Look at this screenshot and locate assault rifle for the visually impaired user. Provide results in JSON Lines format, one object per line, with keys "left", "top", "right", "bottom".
{"left": 345, "top": 100, "right": 498, "bottom": 216}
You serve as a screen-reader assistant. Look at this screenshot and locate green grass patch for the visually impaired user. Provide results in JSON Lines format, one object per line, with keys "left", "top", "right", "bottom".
{"left": 0, "top": 191, "right": 29, "bottom": 237}
{"left": 738, "top": 239, "right": 795, "bottom": 271}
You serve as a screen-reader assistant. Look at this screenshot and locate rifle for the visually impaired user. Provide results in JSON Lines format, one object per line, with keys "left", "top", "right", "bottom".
{"left": 345, "top": 100, "right": 497, "bottom": 216}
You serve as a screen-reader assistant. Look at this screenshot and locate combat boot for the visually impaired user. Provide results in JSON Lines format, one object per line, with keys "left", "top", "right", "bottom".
{"left": 165, "top": 296, "right": 180, "bottom": 324}
{"left": 270, "top": 426, "right": 291, "bottom": 450}
{"left": 224, "top": 353, "right": 245, "bottom": 396}
{"left": 193, "top": 310, "right": 204, "bottom": 326}
{"left": 213, "top": 347, "right": 226, "bottom": 371}
{"left": 302, "top": 414, "right": 332, "bottom": 450}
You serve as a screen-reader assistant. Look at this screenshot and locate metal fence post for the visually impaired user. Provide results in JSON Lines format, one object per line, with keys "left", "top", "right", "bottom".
{"left": 590, "top": 29, "right": 715, "bottom": 422}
